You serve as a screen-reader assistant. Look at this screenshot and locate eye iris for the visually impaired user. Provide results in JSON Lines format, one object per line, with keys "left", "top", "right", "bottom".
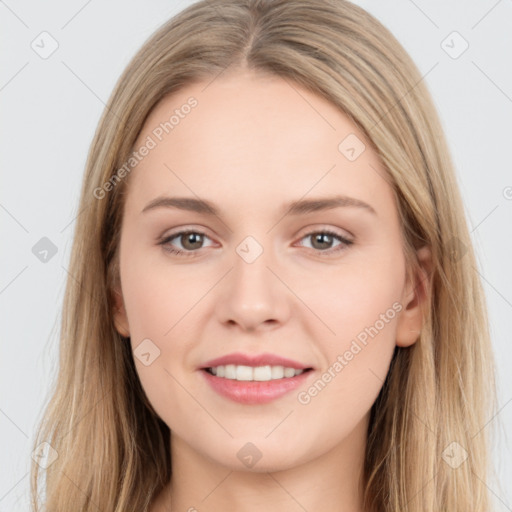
{"left": 311, "top": 233, "right": 334, "bottom": 250}
{"left": 182, "top": 232, "right": 203, "bottom": 250}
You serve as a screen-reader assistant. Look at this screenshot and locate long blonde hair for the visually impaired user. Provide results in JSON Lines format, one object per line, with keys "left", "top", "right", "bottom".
{"left": 30, "top": 0, "right": 499, "bottom": 510}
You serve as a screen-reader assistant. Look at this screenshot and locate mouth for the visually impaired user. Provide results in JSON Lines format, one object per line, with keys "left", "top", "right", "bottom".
{"left": 199, "top": 364, "right": 314, "bottom": 405}
{"left": 198, "top": 352, "right": 315, "bottom": 404}
{"left": 203, "top": 364, "right": 314, "bottom": 381}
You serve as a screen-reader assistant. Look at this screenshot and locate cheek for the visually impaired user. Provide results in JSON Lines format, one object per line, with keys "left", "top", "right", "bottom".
{"left": 317, "top": 248, "right": 404, "bottom": 339}
{"left": 120, "top": 244, "right": 205, "bottom": 341}
{"left": 119, "top": 242, "right": 221, "bottom": 409}
{"left": 306, "top": 250, "right": 404, "bottom": 403}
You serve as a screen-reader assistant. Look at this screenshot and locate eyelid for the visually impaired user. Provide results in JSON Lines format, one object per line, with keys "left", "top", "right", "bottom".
{"left": 296, "top": 223, "right": 353, "bottom": 240}
{"left": 158, "top": 225, "right": 215, "bottom": 243}
{"left": 159, "top": 224, "right": 352, "bottom": 242}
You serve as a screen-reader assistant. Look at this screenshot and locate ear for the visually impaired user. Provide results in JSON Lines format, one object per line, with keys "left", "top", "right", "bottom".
{"left": 112, "top": 287, "right": 130, "bottom": 338}
{"left": 395, "top": 245, "right": 432, "bottom": 348}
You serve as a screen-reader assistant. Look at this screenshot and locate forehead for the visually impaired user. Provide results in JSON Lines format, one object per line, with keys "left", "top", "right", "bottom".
{"left": 127, "top": 69, "right": 394, "bottom": 220}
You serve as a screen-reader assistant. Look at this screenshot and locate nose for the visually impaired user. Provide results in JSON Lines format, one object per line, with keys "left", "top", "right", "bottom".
{"left": 215, "top": 245, "right": 291, "bottom": 332}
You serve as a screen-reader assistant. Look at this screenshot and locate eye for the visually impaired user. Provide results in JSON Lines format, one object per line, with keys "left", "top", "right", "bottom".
{"left": 297, "top": 229, "right": 353, "bottom": 256}
{"left": 158, "top": 230, "right": 214, "bottom": 257}
{"left": 158, "top": 228, "right": 354, "bottom": 258}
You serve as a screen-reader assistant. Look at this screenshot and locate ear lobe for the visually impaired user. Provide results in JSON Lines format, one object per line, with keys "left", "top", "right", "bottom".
{"left": 395, "top": 246, "right": 432, "bottom": 348}
{"left": 112, "top": 288, "right": 130, "bottom": 338}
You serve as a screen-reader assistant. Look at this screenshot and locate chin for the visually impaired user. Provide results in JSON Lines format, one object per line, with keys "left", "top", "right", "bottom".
{"left": 204, "top": 441, "right": 312, "bottom": 474}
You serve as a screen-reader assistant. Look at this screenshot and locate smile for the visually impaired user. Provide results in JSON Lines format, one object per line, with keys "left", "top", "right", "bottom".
{"left": 200, "top": 365, "right": 314, "bottom": 405}
{"left": 206, "top": 364, "right": 306, "bottom": 381}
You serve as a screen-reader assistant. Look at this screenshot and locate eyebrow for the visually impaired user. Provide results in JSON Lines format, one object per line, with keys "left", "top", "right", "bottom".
{"left": 141, "top": 194, "right": 377, "bottom": 217}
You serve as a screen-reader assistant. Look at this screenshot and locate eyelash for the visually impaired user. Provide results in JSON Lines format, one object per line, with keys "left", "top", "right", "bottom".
{"left": 158, "top": 228, "right": 354, "bottom": 258}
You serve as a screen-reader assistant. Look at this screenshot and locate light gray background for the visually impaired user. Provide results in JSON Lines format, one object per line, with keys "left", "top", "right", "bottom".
{"left": 1, "top": 0, "right": 511, "bottom": 509}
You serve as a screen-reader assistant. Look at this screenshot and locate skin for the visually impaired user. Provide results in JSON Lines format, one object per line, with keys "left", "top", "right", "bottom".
{"left": 112, "top": 68, "right": 431, "bottom": 512}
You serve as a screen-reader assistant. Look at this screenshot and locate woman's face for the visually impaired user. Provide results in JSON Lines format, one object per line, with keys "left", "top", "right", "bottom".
{"left": 113, "top": 69, "right": 427, "bottom": 472}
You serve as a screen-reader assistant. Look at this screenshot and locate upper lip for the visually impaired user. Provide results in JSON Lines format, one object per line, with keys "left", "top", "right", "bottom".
{"left": 200, "top": 352, "right": 313, "bottom": 370}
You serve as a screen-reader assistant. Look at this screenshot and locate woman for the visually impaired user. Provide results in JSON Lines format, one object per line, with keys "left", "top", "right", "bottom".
{"left": 30, "top": 0, "right": 499, "bottom": 510}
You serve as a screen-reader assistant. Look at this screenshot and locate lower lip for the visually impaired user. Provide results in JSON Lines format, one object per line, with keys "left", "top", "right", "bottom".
{"left": 200, "top": 369, "right": 312, "bottom": 404}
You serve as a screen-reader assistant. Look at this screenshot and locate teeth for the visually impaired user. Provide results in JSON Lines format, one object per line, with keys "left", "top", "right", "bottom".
{"left": 271, "top": 366, "right": 284, "bottom": 379}
{"left": 225, "top": 364, "right": 237, "bottom": 379}
{"left": 208, "top": 365, "right": 305, "bottom": 381}
{"left": 284, "top": 367, "right": 296, "bottom": 378}
{"left": 236, "top": 365, "right": 253, "bottom": 381}
{"left": 254, "top": 365, "right": 272, "bottom": 381}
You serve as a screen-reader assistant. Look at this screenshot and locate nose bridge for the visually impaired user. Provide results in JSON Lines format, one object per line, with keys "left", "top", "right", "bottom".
{"left": 232, "top": 233, "right": 278, "bottom": 305}
{"left": 216, "top": 233, "right": 290, "bottom": 330}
